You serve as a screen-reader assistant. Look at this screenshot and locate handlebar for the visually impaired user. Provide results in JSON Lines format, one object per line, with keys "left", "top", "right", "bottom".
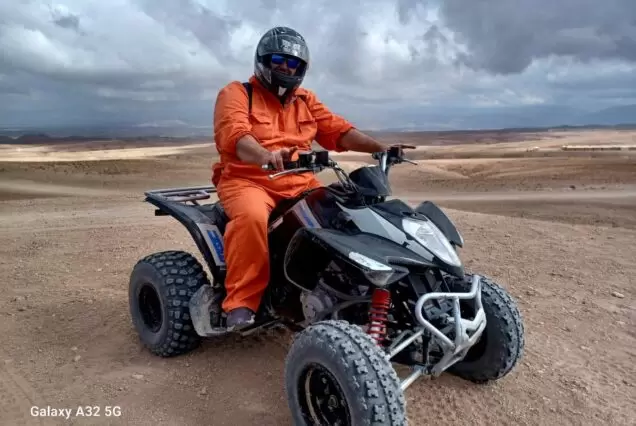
{"left": 372, "top": 144, "right": 417, "bottom": 174}
{"left": 261, "top": 161, "right": 299, "bottom": 172}
{"left": 260, "top": 150, "right": 334, "bottom": 180}
{"left": 260, "top": 145, "right": 417, "bottom": 180}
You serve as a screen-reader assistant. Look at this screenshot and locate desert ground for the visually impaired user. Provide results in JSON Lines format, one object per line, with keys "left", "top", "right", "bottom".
{"left": 0, "top": 128, "right": 634, "bottom": 425}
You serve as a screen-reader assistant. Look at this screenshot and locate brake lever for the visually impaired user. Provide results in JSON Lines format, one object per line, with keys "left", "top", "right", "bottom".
{"left": 268, "top": 167, "right": 314, "bottom": 180}
{"left": 402, "top": 158, "right": 418, "bottom": 165}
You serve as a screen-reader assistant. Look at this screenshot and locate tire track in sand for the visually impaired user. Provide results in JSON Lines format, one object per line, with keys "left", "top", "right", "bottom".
{"left": 0, "top": 349, "right": 44, "bottom": 425}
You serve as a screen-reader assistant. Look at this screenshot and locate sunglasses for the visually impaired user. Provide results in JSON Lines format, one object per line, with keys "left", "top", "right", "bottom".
{"left": 270, "top": 54, "right": 301, "bottom": 69}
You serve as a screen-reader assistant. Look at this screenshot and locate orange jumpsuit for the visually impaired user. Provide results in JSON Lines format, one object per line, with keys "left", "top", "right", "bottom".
{"left": 212, "top": 75, "right": 355, "bottom": 313}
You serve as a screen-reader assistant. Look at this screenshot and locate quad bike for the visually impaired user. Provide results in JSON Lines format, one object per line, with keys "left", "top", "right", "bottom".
{"left": 128, "top": 146, "right": 524, "bottom": 425}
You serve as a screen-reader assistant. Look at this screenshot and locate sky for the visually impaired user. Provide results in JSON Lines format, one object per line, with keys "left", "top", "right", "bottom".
{"left": 1, "top": 0, "right": 635, "bottom": 131}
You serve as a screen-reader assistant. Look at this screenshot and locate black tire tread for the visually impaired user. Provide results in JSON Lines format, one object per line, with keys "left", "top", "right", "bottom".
{"left": 131, "top": 250, "right": 210, "bottom": 357}
{"left": 447, "top": 274, "right": 525, "bottom": 382}
{"left": 286, "top": 320, "right": 407, "bottom": 426}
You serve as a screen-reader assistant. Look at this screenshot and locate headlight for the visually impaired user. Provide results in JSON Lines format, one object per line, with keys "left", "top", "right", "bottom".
{"left": 348, "top": 251, "right": 409, "bottom": 287}
{"left": 348, "top": 252, "right": 392, "bottom": 271}
{"left": 402, "top": 217, "right": 462, "bottom": 267}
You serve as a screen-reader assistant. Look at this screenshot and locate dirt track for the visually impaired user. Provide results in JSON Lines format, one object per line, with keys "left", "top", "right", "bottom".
{"left": 0, "top": 129, "right": 635, "bottom": 425}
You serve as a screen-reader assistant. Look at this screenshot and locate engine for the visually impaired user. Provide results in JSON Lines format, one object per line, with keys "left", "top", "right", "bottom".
{"left": 299, "top": 262, "right": 373, "bottom": 325}
{"left": 300, "top": 284, "right": 338, "bottom": 324}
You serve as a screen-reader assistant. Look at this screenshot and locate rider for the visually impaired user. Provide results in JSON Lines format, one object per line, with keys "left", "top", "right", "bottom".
{"left": 212, "top": 26, "right": 391, "bottom": 331}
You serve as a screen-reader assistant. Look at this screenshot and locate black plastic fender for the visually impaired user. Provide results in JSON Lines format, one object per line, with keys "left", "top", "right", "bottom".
{"left": 414, "top": 201, "right": 464, "bottom": 248}
{"left": 283, "top": 228, "right": 436, "bottom": 289}
{"left": 144, "top": 196, "right": 226, "bottom": 284}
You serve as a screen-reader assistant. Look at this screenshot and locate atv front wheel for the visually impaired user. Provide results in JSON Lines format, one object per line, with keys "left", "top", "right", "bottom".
{"left": 446, "top": 274, "right": 525, "bottom": 383}
{"left": 285, "top": 320, "right": 406, "bottom": 426}
{"left": 128, "top": 250, "right": 210, "bottom": 357}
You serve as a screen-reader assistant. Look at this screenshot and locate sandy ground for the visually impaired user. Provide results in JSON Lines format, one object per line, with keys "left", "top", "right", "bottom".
{"left": 0, "top": 129, "right": 635, "bottom": 425}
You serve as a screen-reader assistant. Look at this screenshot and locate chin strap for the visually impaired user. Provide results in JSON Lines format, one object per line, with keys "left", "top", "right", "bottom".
{"left": 243, "top": 80, "right": 304, "bottom": 108}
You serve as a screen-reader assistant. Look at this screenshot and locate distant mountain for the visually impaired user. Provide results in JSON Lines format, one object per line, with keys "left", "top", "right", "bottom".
{"left": 376, "top": 104, "right": 636, "bottom": 131}
{"left": 460, "top": 105, "right": 585, "bottom": 129}
{"left": 574, "top": 104, "right": 636, "bottom": 126}
{"left": 0, "top": 126, "right": 212, "bottom": 141}
{"left": 0, "top": 104, "right": 634, "bottom": 140}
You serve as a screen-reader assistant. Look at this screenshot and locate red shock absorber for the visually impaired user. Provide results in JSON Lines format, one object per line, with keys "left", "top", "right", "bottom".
{"left": 368, "top": 288, "right": 391, "bottom": 344}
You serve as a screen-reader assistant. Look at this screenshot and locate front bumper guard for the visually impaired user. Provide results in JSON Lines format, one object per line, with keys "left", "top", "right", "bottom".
{"left": 389, "top": 274, "right": 487, "bottom": 390}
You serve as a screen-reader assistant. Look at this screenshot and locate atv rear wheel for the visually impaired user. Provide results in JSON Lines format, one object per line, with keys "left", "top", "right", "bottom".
{"left": 446, "top": 273, "right": 525, "bottom": 382}
{"left": 285, "top": 320, "right": 406, "bottom": 426}
{"left": 128, "top": 250, "right": 210, "bottom": 357}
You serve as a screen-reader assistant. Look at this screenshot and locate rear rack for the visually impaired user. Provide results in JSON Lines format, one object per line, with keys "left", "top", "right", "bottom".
{"left": 144, "top": 185, "right": 217, "bottom": 204}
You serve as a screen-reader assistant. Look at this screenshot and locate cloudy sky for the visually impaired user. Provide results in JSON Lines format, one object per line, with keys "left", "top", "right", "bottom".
{"left": 1, "top": 0, "right": 635, "bottom": 131}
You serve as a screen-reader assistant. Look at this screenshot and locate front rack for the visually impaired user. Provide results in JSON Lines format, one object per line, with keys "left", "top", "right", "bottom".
{"left": 144, "top": 185, "right": 218, "bottom": 204}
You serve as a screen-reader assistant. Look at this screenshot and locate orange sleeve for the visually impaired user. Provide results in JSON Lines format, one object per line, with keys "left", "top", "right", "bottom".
{"left": 303, "top": 90, "right": 355, "bottom": 152}
{"left": 213, "top": 81, "right": 253, "bottom": 156}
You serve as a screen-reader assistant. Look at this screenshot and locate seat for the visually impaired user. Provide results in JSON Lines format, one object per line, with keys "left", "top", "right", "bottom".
{"left": 268, "top": 197, "right": 301, "bottom": 225}
{"left": 198, "top": 195, "right": 305, "bottom": 234}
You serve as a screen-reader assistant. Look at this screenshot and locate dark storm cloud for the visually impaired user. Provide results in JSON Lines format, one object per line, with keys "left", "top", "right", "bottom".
{"left": 134, "top": 0, "right": 242, "bottom": 60}
{"left": 396, "top": 0, "right": 428, "bottom": 24}
{"left": 52, "top": 13, "right": 80, "bottom": 31}
{"left": 438, "top": 0, "right": 636, "bottom": 74}
{"left": 0, "top": 0, "right": 635, "bottom": 130}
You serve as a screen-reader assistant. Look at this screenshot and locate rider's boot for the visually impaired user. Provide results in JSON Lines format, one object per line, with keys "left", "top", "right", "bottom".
{"left": 226, "top": 307, "right": 255, "bottom": 332}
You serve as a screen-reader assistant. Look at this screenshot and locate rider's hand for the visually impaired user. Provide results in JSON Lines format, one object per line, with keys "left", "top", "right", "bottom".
{"left": 388, "top": 143, "right": 416, "bottom": 158}
{"left": 262, "top": 146, "right": 298, "bottom": 171}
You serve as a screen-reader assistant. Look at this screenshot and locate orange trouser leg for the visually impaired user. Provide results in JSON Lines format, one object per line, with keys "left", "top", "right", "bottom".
{"left": 217, "top": 179, "right": 279, "bottom": 313}
{"left": 217, "top": 175, "right": 323, "bottom": 313}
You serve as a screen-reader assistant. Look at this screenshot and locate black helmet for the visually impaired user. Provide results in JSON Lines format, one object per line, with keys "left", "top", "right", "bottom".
{"left": 254, "top": 26, "right": 310, "bottom": 100}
